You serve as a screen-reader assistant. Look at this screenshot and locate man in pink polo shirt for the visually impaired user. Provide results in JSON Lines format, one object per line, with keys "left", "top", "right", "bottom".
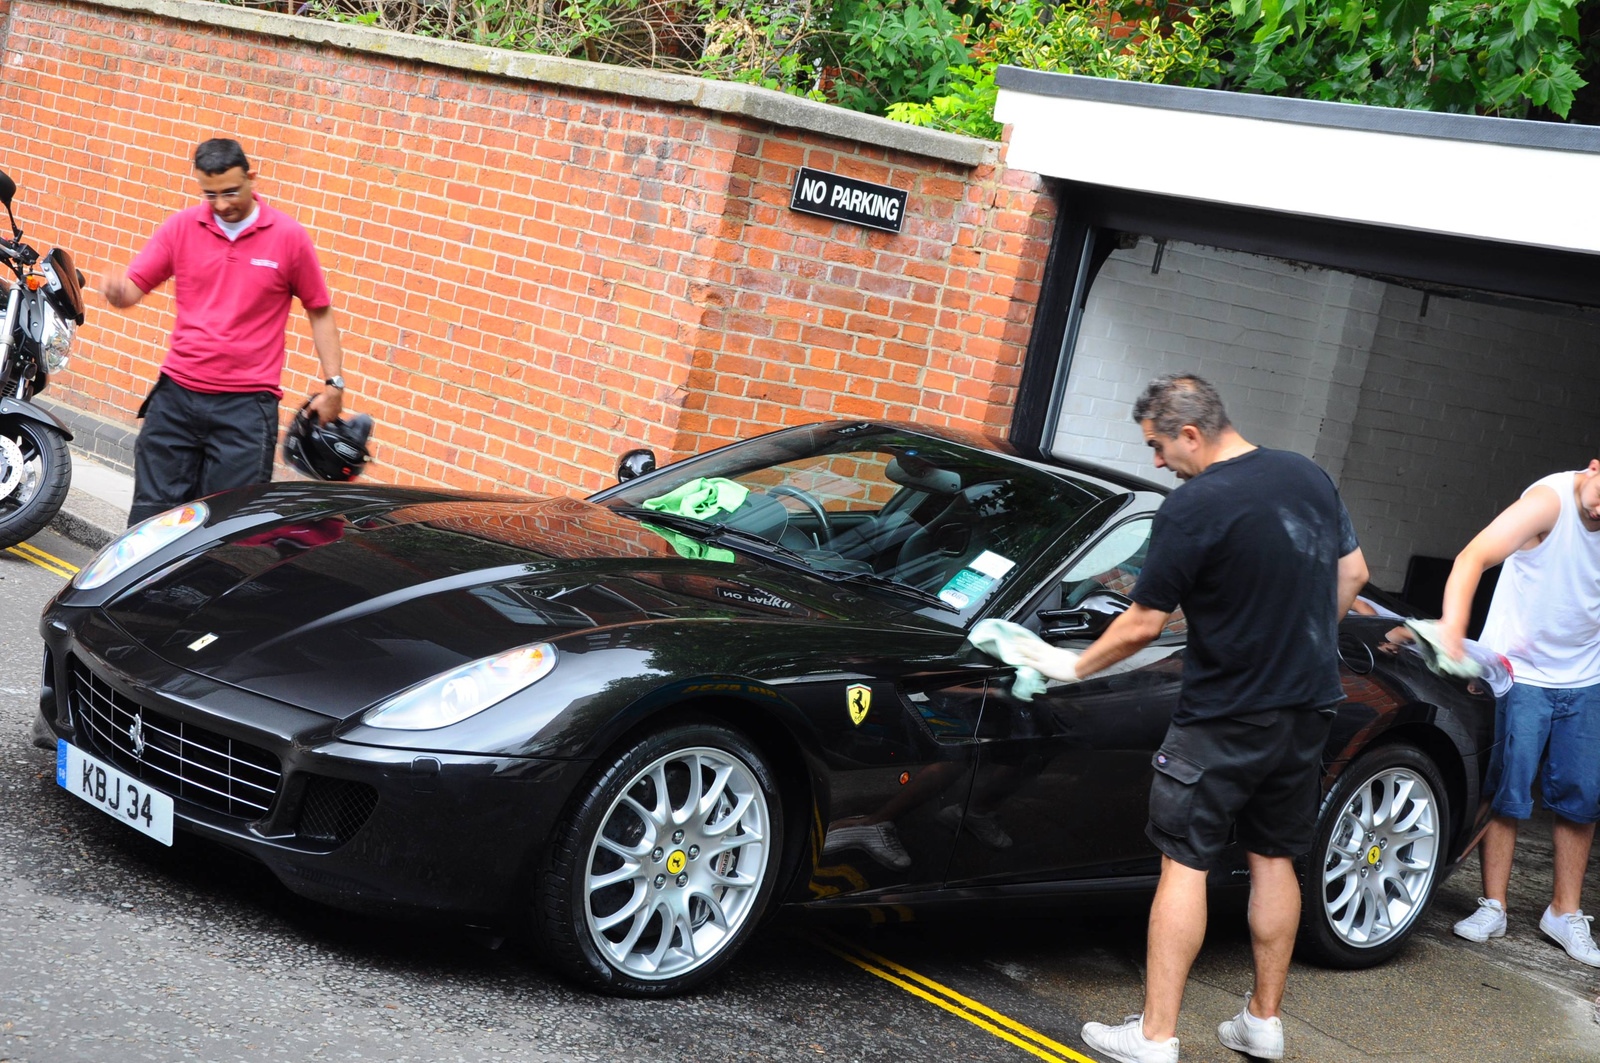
{"left": 101, "top": 138, "right": 349, "bottom": 524}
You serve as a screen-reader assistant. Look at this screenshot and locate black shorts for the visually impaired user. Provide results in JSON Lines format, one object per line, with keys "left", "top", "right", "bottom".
{"left": 1146, "top": 706, "right": 1336, "bottom": 871}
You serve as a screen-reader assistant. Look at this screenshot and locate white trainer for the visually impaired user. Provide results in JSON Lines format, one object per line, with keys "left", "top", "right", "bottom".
{"left": 1540, "top": 906, "right": 1600, "bottom": 967}
{"left": 820, "top": 821, "right": 912, "bottom": 871}
{"left": 1081, "top": 1015, "right": 1179, "bottom": 1063}
{"left": 1216, "top": 993, "right": 1284, "bottom": 1060}
{"left": 1452, "top": 897, "right": 1507, "bottom": 942}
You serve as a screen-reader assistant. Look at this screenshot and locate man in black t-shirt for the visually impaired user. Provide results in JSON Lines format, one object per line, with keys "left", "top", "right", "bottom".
{"left": 1016, "top": 374, "right": 1368, "bottom": 1063}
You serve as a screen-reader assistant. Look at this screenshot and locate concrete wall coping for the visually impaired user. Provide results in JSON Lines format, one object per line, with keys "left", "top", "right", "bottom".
{"left": 70, "top": 0, "right": 998, "bottom": 168}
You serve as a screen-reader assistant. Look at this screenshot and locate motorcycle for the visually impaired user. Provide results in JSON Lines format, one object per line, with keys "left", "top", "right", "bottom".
{"left": 0, "top": 167, "right": 83, "bottom": 549}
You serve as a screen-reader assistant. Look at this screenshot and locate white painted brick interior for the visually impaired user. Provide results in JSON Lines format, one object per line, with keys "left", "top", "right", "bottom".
{"left": 1051, "top": 237, "right": 1600, "bottom": 591}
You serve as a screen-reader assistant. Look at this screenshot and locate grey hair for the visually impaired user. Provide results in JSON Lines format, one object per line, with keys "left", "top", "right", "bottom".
{"left": 1132, "top": 374, "right": 1232, "bottom": 439}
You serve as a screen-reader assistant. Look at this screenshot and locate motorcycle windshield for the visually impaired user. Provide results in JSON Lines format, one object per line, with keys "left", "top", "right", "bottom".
{"left": 46, "top": 247, "right": 83, "bottom": 324}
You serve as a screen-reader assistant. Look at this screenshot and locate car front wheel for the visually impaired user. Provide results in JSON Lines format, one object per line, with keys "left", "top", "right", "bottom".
{"left": 1298, "top": 743, "right": 1450, "bottom": 968}
{"left": 536, "top": 721, "right": 783, "bottom": 995}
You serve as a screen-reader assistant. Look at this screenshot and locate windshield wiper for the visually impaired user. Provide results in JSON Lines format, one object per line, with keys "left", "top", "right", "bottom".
{"left": 613, "top": 505, "right": 956, "bottom": 611}
{"left": 825, "top": 570, "right": 957, "bottom": 612}
{"left": 612, "top": 506, "right": 720, "bottom": 539}
{"left": 613, "top": 507, "right": 814, "bottom": 566}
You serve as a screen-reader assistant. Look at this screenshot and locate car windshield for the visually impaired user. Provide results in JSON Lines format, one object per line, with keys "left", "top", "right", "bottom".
{"left": 601, "top": 424, "right": 1109, "bottom": 619}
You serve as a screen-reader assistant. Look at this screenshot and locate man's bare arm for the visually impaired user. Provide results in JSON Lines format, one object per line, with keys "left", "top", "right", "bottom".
{"left": 304, "top": 305, "right": 345, "bottom": 424}
{"left": 100, "top": 272, "right": 145, "bottom": 309}
{"left": 1337, "top": 548, "right": 1369, "bottom": 619}
{"left": 1013, "top": 602, "right": 1170, "bottom": 682}
{"left": 1439, "top": 485, "right": 1560, "bottom": 658}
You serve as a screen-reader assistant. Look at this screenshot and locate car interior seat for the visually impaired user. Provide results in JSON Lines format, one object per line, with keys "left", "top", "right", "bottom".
{"left": 893, "top": 481, "right": 1004, "bottom": 591}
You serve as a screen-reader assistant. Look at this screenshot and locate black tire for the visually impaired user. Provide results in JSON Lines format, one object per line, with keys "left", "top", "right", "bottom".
{"left": 535, "top": 720, "right": 784, "bottom": 996}
{"left": 0, "top": 418, "right": 71, "bottom": 549}
{"left": 1297, "top": 743, "right": 1451, "bottom": 968}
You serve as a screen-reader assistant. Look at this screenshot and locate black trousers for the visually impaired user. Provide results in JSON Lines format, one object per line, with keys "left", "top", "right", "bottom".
{"left": 129, "top": 375, "right": 279, "bottom": 526}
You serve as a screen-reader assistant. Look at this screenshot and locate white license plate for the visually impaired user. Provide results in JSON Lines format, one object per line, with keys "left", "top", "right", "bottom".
{"left": 56, "top": 740, "right": 174, "bottom": 846}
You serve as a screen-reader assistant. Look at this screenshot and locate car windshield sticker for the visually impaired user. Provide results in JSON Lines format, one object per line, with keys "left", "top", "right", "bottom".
{"left": 846, "top": 683, "right": 871, "bottom": 725}
{"left": 968, "top": 550, "right": 1016, "bottom": 580}
{"left": 938, "top": 568, "right": 995, "bottom": 609}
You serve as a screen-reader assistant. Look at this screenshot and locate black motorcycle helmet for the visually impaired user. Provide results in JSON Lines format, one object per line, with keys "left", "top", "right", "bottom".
{"left": 282, "top": 399, "right": 374, "bottom": 481}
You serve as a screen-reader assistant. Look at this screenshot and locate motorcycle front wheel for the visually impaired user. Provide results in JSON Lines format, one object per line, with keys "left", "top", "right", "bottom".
{"left": 0, "top": 417, "right": 71, "bottom": 549}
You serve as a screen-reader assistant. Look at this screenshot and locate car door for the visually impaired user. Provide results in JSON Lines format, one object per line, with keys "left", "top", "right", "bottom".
{"left": 943, "top": 514, "right": 1185, "bottom": 887}
{"left": 791, "top": 628, "right": 994, "bottom": 900}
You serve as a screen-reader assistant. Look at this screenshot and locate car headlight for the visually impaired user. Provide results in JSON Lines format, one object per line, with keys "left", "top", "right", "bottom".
{"left": 361, "top": 642, "right": 558, "bottom": 730}
{"left": 39, "top": 299, "right": 74, "bottom": 372}
{"left": 73, "top": 502, "right": 209, "bottom": 590}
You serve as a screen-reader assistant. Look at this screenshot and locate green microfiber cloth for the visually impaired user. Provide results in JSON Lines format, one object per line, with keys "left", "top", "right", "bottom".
{"left": 642, "top": 477, "right": 749, "bottom": 521}
{"left": 1403, "top": 619, "right": 1484, "bottom": 680}
{"left": 642, "top": 525, "right": 735, "bottom": 563}
{"left": 968, "top": 618, "right": 1052, "bottom": 701}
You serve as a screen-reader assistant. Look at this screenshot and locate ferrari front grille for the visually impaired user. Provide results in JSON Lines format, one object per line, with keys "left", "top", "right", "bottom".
{"left": 67, "top": 655, "right": 282, "bottom": 819}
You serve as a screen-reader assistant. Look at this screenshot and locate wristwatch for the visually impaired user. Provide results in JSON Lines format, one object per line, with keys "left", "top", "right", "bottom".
{"left": 324, "top": 375, "right": 345, "bottom": 390}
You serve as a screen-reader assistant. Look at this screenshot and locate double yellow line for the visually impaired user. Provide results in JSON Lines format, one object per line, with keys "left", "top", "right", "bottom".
{"left": 5, "top": 539, "right": 79, "bottom": 578}
{"left": 812, "top": 929, "right": 1099, "bottom": 1063}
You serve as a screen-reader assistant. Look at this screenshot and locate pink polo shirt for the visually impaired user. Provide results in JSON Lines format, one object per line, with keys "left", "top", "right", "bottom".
{"left": 127, "top": 199, "right": 332, "bottom": 396}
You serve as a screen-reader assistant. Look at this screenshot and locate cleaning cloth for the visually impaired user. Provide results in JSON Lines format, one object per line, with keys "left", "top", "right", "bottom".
{"left": 968, "top": 618, "right": 1067, "bottom": 702}
{"left": 1401, "top": 619, "right": 1514, "bottom": 696}
{"left": 638, "top": 477, "right": 749, "bottom": 563}
{"left": 642, "top": 477, "right": 749, "bottom": 520}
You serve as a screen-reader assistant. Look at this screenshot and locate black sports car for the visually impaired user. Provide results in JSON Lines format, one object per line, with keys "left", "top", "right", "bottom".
{"left": 34, "top": 421, "right": 1493, "bottom": 995}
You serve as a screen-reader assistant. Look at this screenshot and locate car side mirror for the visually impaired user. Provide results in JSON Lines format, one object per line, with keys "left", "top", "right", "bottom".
{"left": 616, "top": 448, "right": 657, "bottom": 483}
{"left": 1037, "top": 589, "right": 1130, "bottom": 641}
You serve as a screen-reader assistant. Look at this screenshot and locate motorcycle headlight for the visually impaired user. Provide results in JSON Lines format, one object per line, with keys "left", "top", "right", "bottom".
{"left": 73, "top": 502, "right": 209, "bottom": 590}
{"left": 362, "top": 643, "right": 558, "bottom": 730}
{"left": 39, "top": 301, "right": 74, "bottom": 373}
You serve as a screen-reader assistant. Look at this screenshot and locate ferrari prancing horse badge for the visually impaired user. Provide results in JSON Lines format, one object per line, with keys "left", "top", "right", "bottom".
{"left": 846, "top": 684, "right": 871, "bottom": 725}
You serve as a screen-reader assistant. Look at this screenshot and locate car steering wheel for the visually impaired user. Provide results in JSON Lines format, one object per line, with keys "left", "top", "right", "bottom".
{"left": 769, "top": 486, "right": 830, "bottom": 544}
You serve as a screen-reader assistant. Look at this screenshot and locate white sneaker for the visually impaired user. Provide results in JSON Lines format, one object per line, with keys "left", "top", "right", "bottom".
{"left": 1452, "top": 897, "right": 1507, "bottom": 942}
{"left": 820, "top": 821, "right": 912, "bottom": 871}
{"left": 1216, "top": 993, "right": 1284, "bottom": 1060}
{"left": 1081, "top": 1015, "right": 1179, "bottom": 1063}
{"left": 1540, "top": 906, "right": 1600, "bottom": 967}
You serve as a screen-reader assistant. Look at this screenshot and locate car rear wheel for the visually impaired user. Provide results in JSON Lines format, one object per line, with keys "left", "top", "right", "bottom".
{"left": 536, "top": 721, "right": 783, "bottom": 996}
{"left": 1298, "top": 743, "right": 1450, "bottom": 967}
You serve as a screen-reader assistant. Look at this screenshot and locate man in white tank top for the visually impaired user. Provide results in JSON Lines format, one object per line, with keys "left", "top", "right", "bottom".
{"left": 1437, "top": 463, "right": 1600, "bottom": 968}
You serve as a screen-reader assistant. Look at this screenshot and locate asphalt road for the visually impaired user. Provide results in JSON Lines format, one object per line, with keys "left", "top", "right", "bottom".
{"left": 2, "top": 531, "right": 1599, "bottom": 1063}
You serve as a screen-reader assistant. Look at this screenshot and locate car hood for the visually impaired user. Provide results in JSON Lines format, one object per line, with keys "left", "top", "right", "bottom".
{"left": 101, "top": 492, "right": 910, "bottom": 717}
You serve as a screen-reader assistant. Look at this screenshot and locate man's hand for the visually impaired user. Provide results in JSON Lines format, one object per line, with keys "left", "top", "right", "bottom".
{"left": 1011, "top": 640, "right": 1080, "bottom": 683}
{"left": 307, "top": 388, "right": 343, "bottom": 425}
{"left": 99, "top": 272, "right": 144, "bottom": 310}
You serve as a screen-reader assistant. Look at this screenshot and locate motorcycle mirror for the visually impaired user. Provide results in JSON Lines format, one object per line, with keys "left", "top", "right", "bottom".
{"left": 616, "top": 448, "right": 657, "bottom": 483}
{"left": 0, "top": 171, "right": 14, "bottom": 210}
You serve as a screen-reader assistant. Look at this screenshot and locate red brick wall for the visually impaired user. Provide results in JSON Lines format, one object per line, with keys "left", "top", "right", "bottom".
{"left": 0, "top": 1, "right": 1054, "bottom": 496}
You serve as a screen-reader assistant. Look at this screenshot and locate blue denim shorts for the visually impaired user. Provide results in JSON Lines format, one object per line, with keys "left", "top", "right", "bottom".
{"left": 1484, "top": 681, "right": 1600, "bottom": 823}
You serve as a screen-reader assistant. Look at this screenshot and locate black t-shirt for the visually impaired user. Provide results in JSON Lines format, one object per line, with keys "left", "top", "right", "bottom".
{"left": 1132, "top": 447, "right": 1358, "bottom": 723}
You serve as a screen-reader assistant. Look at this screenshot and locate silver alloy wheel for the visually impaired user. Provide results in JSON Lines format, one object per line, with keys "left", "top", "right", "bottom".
{"left": 1320, "top": 766, "right": 1440, "bottom": 948}
{"left": 583, "top": 745, "right": 770, "bottom": 982}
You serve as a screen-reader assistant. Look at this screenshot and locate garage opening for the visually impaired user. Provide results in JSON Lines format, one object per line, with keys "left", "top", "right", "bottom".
{"left": 994, "top": 69, "right": 1600, "bottom": 630}
{"left": 1044, "top": 232, "right": 1600, "bottom": 630}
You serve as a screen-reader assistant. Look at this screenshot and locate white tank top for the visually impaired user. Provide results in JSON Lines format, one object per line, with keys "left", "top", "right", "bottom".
{"left": 1479, "top": 471, "right": 1600, "bottom": 688}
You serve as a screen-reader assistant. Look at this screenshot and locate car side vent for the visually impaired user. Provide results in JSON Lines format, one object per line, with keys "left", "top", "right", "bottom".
{"left": 297, "top": 776, "right": 378, "bottom": 845}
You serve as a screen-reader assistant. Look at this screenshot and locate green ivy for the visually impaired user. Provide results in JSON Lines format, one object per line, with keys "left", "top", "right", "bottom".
{"left": 1230, "top": 0, "right": 1590, "bottom": 118}
{"left": 889, "top": 1, "right": 1226, "bottom": 138}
